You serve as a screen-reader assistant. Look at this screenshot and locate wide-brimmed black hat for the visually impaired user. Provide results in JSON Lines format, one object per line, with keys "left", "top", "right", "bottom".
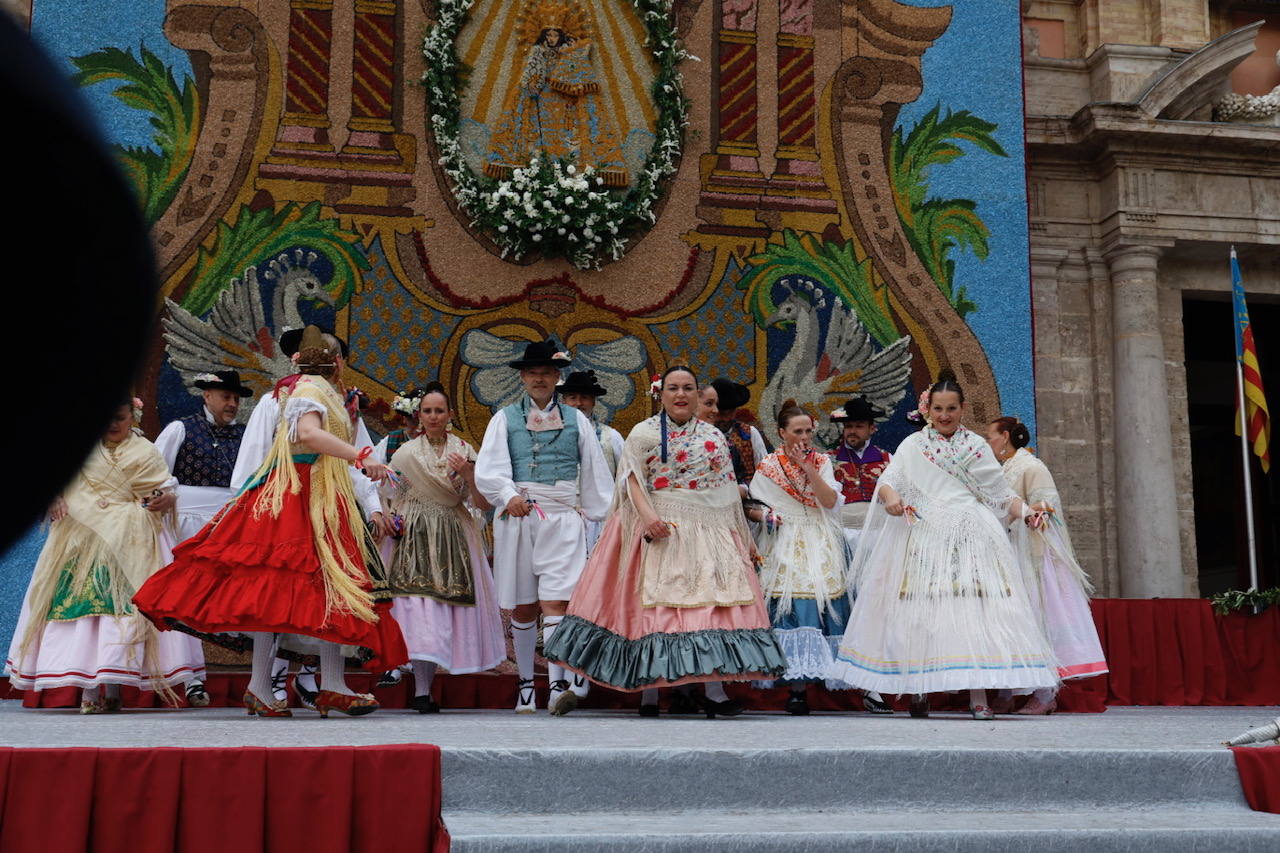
{"left": 558, "top": 370, "right": 607, "bottom": 397}
{"left": 508, "top": 338, "right": 572, "bottom": 369}
{"left": 831, "top": 395, "right": 885, "bottom": 423}
{"left": 192, "top": 370, "right": 254, "bottom": 398}
{"left": 710, "top": 378, "right": 750, "bottom": 413}
{"left": 279, "top": 326, "right": 350, "bottom": 359}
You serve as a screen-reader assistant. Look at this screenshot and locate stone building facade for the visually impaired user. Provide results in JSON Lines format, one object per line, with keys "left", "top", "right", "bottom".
{"left": 1023, "top": 0, "right": 1280, "bottom": 598}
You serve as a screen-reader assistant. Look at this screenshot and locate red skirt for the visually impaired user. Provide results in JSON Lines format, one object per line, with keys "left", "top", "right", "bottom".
{"left": 133, "top": 463, "right": 408, "bottom": 671}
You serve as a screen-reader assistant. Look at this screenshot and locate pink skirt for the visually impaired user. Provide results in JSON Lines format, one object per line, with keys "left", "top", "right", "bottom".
{"left": 543, "top": 515, "right": 786, "bottom": 691}
{"left": 1039, "top": 528, "right": 1108, "bottom": 680}
{"left": 389, "top": 539, "right": 505, "bottom": 674}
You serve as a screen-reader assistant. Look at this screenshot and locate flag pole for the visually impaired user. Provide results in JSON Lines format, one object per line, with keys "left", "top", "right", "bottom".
{"left": 1232, "top": 246, "right": 1261, "bottom": 592}
{"left": 1237, "top": 360, "right": 1260, "bottom": 592}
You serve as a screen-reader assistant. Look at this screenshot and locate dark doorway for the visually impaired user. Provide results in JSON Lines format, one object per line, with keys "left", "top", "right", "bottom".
{"left": 1184, "top": 294, "right": 1278, "bottom": 595}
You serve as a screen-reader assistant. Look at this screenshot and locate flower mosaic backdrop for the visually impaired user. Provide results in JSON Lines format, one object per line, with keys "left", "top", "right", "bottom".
{"left": 0, "top": 0, "right": 1037, "bottom": 640}
{"left": 21, "top": 0, "right": 1036, "bottom": 446}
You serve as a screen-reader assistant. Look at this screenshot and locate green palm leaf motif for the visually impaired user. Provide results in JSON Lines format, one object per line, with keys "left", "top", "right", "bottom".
{"left": 180, "top": 202, "right": 370, "bottom": 317}
{"left": 71, "top": 46, "right": 200, "bottom": 225}
{"left": 735, "top": 230, "right": 899, "bottom": 348}
{"left": 889, "top": 104, "right": 1006, "bottom": 318}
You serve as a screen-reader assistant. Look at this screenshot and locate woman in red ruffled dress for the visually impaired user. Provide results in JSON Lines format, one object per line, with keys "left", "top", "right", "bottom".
{"left": 133, "top": 327, "right": 408, "bottom": 717}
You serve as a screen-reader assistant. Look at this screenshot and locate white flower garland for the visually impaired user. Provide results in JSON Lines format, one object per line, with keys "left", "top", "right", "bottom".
{"left": 423, "top": 0, "right": 691, "bottom": 269}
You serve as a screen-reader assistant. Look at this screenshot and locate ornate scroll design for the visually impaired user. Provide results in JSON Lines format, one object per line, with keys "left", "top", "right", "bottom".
{"left": 155, "top": 4, "right": 271, "bottom": 287}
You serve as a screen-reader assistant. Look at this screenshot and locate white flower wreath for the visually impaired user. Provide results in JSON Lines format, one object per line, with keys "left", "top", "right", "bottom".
{"left": 423, "top": 0, "right": 692, "bottom": 269}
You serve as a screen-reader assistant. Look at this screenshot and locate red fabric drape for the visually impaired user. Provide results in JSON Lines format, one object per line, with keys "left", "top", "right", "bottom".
{"left": 0, "top": 745, "right": 447, "bottom": 853}
{"left": 1232, "top": 745, "right": 1280, "bottom": 813}
{"left": 8, "top": 600, "right": 1280, "bottom": 713}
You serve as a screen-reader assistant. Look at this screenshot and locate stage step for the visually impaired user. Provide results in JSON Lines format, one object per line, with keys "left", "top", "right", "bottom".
{"left": 445, "top": 809, "right": 1280, "bottom": 852}
{"left": 442, "top": 745, "right": 1280, "bottom": 850}
{"left": 441, "top": 747, "right": 1247, "bottom": 813}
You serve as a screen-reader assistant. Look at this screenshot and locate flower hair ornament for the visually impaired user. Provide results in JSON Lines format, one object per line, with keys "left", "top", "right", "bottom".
{"left": 392, "top": 389, "right": 423, "bottom": 417}
{"left": 649, "top": 374, "right": 662, "bottom": 400}
{"left": 131, "top": 396, "right": 145, "bottom": 423}
{"left": 905, "top": 389, "right": 930, "bottom": 425}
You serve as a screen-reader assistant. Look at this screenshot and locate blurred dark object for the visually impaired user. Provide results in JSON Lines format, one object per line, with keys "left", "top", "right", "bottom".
{"left": 0, "top": 14, "right": 157, "bottom": 550}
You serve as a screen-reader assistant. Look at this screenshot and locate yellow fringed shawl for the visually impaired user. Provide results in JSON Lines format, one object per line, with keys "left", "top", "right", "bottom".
{"left": 249, "top": 375, "right": 378, "bottom": 624}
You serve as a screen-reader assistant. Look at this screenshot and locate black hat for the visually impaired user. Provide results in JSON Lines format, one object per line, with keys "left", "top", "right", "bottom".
{"left": 558, "top": 370, "right": 607, "bottom": 397}
{"left": 279, "top": 326, "right": 350, "bottom": 359}
{"left": 710, "top": 378, "right": 750, "bottom": 413}
{"left": 507, "top": 338, "right": 572, "bottom": 369}
{"left": 831, "top": 395, "right": 885, "bottom": 423}
{"left": 192, "top": 370, "right": 254, "bottom": 398}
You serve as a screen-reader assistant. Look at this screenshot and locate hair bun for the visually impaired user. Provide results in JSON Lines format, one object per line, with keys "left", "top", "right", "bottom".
{"left": 1011, "top": 423, "right": 1031, "bottom": 449}
{"left": 780, "top": 398, "right": 798, "bottom": 410}
{"left": 935, "top": 368, "right": 958, "bottom": 384}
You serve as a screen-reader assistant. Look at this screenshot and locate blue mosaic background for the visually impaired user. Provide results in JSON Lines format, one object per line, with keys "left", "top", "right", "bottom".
{"left": 900, "top": 0, "right": 1036, "bottom": 435}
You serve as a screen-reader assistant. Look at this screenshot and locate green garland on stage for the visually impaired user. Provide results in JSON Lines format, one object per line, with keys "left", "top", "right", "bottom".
{"left": 422, "top": 0, "right": 689, "bottom": 269}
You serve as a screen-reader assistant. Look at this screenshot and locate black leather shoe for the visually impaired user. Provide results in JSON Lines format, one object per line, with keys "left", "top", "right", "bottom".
{"left": 909, "top": 695, "right": 930, "bottom": 718}
{"left": 703, "top": 697, "right": 745, "bottom": 719}
{"left": 409, "top": 694, "right": 440, "bottom": 714}
{"left": 785, "top": 694, "right": 810, "bottom": 716}
{"left": 638, "top": 703, "right": 660, "bottom": 717}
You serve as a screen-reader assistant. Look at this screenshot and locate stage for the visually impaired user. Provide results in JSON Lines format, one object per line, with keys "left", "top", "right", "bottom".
{"left": 4, "top": 703, "right": 1280, "bottom": 850}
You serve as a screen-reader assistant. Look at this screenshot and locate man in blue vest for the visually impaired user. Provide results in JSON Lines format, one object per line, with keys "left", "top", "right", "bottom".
{"left": 155, "top": 370, "right": 254, "bottom": 542}
{"left": 154, "top": 369, "right": 254, "bottom": 707}
{"left": 475, "top": 339, "right": 613, "bottom": 715}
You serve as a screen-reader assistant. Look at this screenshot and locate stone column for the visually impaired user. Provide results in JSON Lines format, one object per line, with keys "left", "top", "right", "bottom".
{"left": 1106, "top": 244, "right": 1183, "bottom": 598}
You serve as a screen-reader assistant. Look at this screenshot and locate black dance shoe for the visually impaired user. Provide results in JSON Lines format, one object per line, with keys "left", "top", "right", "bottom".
{"left": 703, "top": 697, "right": 745, "bottom": 719}
{"left": 785, "top": 694, "right": 810, "bottom": 716}
{"left": 638, "top": 703, "right": 660, "bottom": 717}
{"left": 409, "top": 695, "right": 441, "bottom": 714}
{"left": 909, "top": 695, "right": 930, "bottom": 718}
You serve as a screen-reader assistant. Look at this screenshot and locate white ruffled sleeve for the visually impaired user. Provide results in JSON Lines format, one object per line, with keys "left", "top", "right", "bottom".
{"left": 283, "top": 395, "right": 328, "bottom": 442}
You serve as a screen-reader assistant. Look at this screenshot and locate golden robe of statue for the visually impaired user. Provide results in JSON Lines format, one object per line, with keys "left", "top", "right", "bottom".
{"left": 484, "top": 20, "right": 630, "bottom": 187}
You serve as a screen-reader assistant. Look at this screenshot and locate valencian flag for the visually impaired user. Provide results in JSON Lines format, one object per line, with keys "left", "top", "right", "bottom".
{"left": 1232, "top": 249, "right": 1271, "bottom": 473}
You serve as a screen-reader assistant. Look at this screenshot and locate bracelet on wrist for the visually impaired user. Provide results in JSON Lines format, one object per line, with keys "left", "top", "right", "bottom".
{"left": 353, "top": 446, "right": 373, "bottom": 469}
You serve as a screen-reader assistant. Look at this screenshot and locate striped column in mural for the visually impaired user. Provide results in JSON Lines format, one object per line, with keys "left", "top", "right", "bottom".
{"left": 344, "top": 0, "right": 400, "bottom": 158}
{"left": 700, "top": 0, "right": 768, "bottom": 215}
{"left": 766, "top": 0, "right": 834, "bottom": 211}
{"left": 275, "top": 0, "right": 335, "bottom": 153}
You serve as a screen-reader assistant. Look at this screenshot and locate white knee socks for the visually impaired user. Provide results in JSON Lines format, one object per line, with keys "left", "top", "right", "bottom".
{"left": 704, "top": 681, "right": 728, "bottom": 703}
{"left": 543, "top": 615, "right": 565, "bottom": 684}
{"left": 248, "top": 632, "right": 278, "bottom": 702}
{"left": 413, "top": 661, "right": 438, "bottom": 697}
{"left": 969, "top": 688, "right": 988, "bottom": 708}
{"left": 320, "top": 642, "right": 353, "bottom": 695}
{"left": 511, "top": 618, "right": 537, "bottom": 682}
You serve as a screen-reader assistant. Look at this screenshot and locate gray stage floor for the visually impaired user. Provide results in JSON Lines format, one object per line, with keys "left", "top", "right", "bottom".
{"left": 0, "top": 701, "right": 1275, "bottom": 751}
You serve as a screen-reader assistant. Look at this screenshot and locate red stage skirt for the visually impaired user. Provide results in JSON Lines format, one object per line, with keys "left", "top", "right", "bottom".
{"left": 133, "top": 462, "right": 407, "bottom": 671}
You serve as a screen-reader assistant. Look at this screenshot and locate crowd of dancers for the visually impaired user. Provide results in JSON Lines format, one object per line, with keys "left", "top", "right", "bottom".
{"left": 4, "top": 325, "right": 1107, "bottom": 719}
